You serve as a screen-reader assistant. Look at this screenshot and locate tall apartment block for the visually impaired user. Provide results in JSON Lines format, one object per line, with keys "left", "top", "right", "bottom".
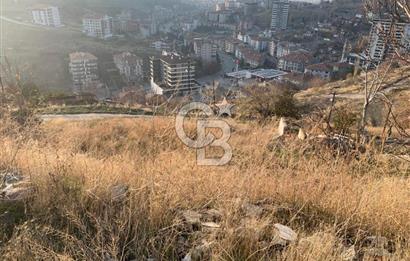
{"left": 368, "top": 19, "right": 410, "bottom": 63}
{"left": 82, "top": 15, "right": 113, "bottom": 40}
{"left": 150, "top": 53, "right": 198, "bottom": 96}
{"left": 69, "top": 52, "right": 99, "bottom": 92}
{"left": 271, "top": 0, "right": 289, "bottom": 31}
{"left": 31, "top": 5, "right": 62, "bottom": 27}
{"left": 193, "top": 38, "right": 218, "bottom": 63}
{"left": 113, "top": 52, "right": 144, "bottom": 84}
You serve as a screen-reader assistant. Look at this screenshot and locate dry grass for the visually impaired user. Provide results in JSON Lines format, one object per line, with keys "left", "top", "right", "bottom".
{"left": 0, "top": 117, "right": 409, "bottom": 260}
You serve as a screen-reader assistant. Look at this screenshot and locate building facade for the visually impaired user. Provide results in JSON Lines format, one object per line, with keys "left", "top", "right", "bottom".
{"left": 368, "top": 19, "right": 410, "bottom": 63}
{"left": 271, "top": 0, "right": 289, "bottom": 31}
{"left": 150, "top": 53, "right": 198, "bottom": 95}
{"left": 31, "top": 5, "right": 62, "bottom": 27}
{"left": 113, "top": 52, "right": 144, "bottom": 84}
{"left": 83, "top": 15, "right": 113, "bottom": 39}
{"left": 305, "top": 62, "right": 353, "bottom": 80}
{"left": 193, "top": 38, "right": 218, "bottom": 63}
{"left": 277, "top": 51, "right": 313, "bottom": 73}
{"left": 69, "top": 52, "right": 99, "bottom": 92}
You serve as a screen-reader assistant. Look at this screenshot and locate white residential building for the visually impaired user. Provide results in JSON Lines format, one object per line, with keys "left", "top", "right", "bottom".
{"left": 82, "top": 15, "right": 113, "bottom": 39}
{"left": 113, "top": 52, "right": 144, "bottom": 83}
{"left": 368, "top": 19, "right": 410, "bottom": 63}
{"left": 31, "top": 5, "right": 62, "bottom": 27}
{"left": 271, "top": 0, "right": 289, "bottom": 31}
{"left": 69, "top": 52, "right": 99, "bottom": 91}
{"left": 193, "top": 38, "right": 218, "bottom": 63}
{"left": 150, "top": 53, "right": 198, "bottom": 95}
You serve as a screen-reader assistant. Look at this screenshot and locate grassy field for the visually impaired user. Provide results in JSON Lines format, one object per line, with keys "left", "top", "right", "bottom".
{"left": 0, "top": 116, "right": 409, "bottom": 260}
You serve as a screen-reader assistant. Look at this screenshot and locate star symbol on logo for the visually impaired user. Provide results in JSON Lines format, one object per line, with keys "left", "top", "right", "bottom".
{"left": 216, "top": 98, "right": 234, "bottom": 117}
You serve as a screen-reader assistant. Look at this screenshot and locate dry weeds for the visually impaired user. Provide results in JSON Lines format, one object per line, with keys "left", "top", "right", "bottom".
{"left": 0, "top": 117, "right": 409, "bottom": 260}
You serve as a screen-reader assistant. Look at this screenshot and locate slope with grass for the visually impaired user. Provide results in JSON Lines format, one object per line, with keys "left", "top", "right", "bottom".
{"left": 0, "top": 117, "right": 409, "bottom": 260}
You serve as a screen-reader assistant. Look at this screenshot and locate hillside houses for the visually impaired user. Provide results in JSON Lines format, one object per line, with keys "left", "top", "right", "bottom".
{"left": 277, "top": 51, "right": 313, "bottom": 73}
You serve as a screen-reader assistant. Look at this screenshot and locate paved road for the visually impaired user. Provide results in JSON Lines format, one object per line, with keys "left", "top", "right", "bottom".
{"left": 41, "top": 114, "right": 153, "bottom": 121}
{"left": 320, "top": 77, "right": 410, "bottom": 100}
{"left": 0, "top": 16, "right": 42, "bottom": 28}
{"left": 218, "top": 51, "right": 236, "bottom": 73}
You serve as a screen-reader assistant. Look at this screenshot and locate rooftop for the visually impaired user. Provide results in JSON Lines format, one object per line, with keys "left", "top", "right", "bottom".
{"left": 114, "top": 52, "right": 141, "bottom": 64}
{"left": 69, "top": 52, "right": 98, "bottom": 62}
{"left": 226, "top": 69, "right": 287, "bottom": 79}
{"left": 280, "top": 51, "right": 313, "bottom": 64}
{"left": 160, "top": 54, "right": 194, "bottom": 64}
{"left": 306, "top": 62, "right": 353, "bottom": 72}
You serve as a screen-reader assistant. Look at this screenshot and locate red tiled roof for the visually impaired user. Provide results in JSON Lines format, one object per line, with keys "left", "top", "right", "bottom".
{"left": 280, "top": 51, "right": 313, "bottom": 64}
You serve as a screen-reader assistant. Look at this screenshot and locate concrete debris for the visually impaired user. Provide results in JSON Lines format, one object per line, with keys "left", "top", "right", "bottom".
{"left": 1, "top": 186, "right": 34, "bottom": 201}
{"left": 0, "top": 171, "right": 25, "bottom": 187}
{"left": 277, "top": 117, "right": 288, "bottom": 137}
{"left": 272, "top": 224, "right": 297, "bottom": 246}
{"left": 0, "top": 172, "right": 33, "bottom": 202}
{"left": 201, "top": 222, "right": 220, "bottom": 229}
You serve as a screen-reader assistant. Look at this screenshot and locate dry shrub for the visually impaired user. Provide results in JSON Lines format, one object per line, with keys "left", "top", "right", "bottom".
{"left": 0, "top": 118, "right": 409, "bottom": 260}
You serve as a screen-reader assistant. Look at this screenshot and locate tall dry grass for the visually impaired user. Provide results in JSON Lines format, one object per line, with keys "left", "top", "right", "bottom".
{"left": 0, "top": 117, "right": 409, "bottom": 260}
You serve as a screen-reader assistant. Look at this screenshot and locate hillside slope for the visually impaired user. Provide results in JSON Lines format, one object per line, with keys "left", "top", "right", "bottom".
{"left": 0, "top": 117, "right": 409, "bottom": 260}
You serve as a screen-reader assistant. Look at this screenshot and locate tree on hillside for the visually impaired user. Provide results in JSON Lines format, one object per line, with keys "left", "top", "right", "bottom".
{"left": 237, "top": 85, "right": 299, "bottom": 122}
{"left": 354, "top": 0, "right": 410, "bottom": 139}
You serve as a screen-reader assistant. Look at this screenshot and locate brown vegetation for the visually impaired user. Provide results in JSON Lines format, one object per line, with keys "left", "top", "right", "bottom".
{"left": 0, "top": 117, "right": 409, "bottom": 260}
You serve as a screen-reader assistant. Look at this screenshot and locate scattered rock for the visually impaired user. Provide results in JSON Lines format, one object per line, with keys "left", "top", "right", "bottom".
{"left": 201, "top": 222, "right": 220, "bottom": 229}
{"left": 242, "top": 203, "right": 263, "bottom": 218}
{"left": 1, "top": 185, "right": 34, "bottom": 202}
{"left": 272, "top": 224, "right": 297, "bottom": 246}
{"left": 341, "top": 246, "right": 356, "bottom": 261}
{"left": 110, "top": 184, "right": 129, "bottom": 203}
{"left": 0, "top": 171, "right": 24, "bottom": 188}
{"left": 298, "top": 128, "right": 307, "bottom": 140}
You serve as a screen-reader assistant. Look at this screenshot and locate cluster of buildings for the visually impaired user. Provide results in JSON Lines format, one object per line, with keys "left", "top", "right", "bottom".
{"left": 35, "top": 1, "right": 410, "bottom": 100}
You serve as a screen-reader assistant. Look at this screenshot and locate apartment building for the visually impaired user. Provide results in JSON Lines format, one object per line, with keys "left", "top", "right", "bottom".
{"left": 271, "top": 0, "right": 289, "bottom": 31}
{"left": 69, "top": 52, "right": 99, "bottom": 91}
{"left": 368, "top": 19, "right": 410, "bottom": 63}
{"left": 31, "top": 5, "right": 62, "bottom": 27}
{"left": 305, "top": 62, "right": 353, "bottom": 80}
{"left": 277, "top": 51, "right": 313, "bottom": 73}
{"left": 113, "top": 52, "right": 144, "bottom": 84}
{"left": 82, "top": 15, "right": 113, "bottom": 39}
{"left": 193, "top": 38, "right": 218, "bottom": 63}
{"left": 150, "top": 53, "right": 198, "bottom": 95}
